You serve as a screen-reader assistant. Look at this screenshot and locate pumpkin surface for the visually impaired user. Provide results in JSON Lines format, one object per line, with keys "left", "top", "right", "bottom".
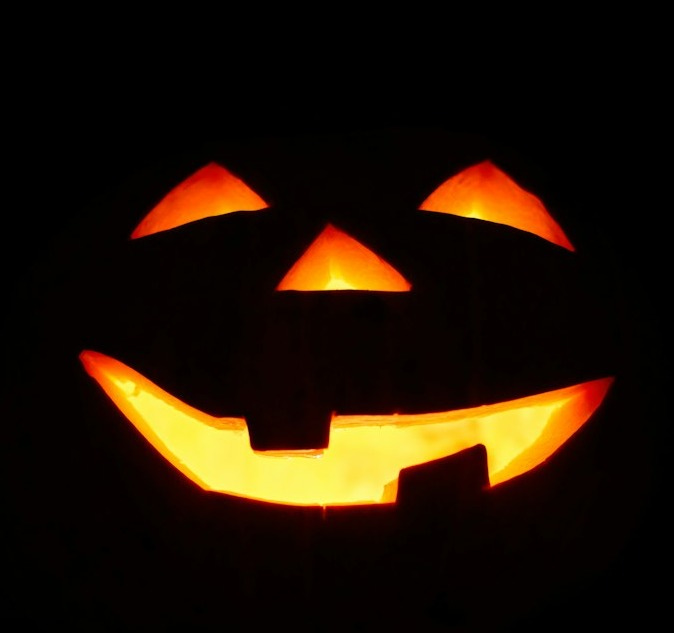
{"left": 5, "top": 127, "right": 662, "bottom": 630}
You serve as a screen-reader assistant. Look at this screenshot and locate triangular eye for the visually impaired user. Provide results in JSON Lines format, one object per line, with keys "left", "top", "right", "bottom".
{"left": 131, "top": 162, "right": 268, "bottom": 239}
{"left": 276, "top": 224, "right": 411, "bottom": 291}
{"left": 419, "top": 160, "right": 574, "bottom": 251}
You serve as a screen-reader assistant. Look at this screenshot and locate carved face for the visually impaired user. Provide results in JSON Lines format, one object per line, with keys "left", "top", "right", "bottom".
{"left": 78, "top": 156, "right": 614, "bottom": 506}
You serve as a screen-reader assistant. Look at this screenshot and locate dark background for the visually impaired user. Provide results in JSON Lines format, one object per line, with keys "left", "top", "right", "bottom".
{"left": 3, "top": 78, "right": 668, "bottom": 632}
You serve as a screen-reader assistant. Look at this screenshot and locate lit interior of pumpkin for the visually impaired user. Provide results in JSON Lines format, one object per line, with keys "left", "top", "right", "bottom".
{"left": 276, "top": 224, "right": 411, "bottom": 291}
{"left": 131, "top": 162, "right": 268, "bottom": 239}
{"left": 419, "top": 160, "right": 575, "bottom": 251}
{"left": 80, "top": 350, "right": 612, "bottom": 507}
{"left": 96, "top": 158, "right": 605, "bottom": 507}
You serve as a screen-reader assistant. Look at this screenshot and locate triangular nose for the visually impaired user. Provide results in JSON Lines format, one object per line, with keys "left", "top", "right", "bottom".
{"left": 276, "top": 224, "right": 411, "bottom": 291}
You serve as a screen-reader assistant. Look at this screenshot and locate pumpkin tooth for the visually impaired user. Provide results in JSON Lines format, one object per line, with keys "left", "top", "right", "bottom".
{"left": 396, "top": 444, "right": 489, "bottom": 509}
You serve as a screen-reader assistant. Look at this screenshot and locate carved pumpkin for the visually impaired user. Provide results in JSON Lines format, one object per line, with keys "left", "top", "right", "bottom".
{"left": 78, "top": 158, "right": 613, "bottom": 507}
{"left": 7, "top": 127, "right": 659, "bottom": 630}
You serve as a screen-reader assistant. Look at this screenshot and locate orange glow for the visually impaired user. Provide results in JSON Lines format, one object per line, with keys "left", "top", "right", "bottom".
{"left": 277, "top": 224, "right": 411, "bottom": 291}
{"left": 419, "top": 161, "right": 575, "bottom": 251}
{"left": 80, "top": 350, "right": 612, "bottom": 506}
{"left": 131, "top": 162, "right": 268, "bottom": 239}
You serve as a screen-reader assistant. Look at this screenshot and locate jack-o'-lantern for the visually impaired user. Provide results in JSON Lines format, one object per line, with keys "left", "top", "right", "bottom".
{"left": 8, "top": 128, "right": 656, "bottom": 631}
{"left": 78, "top": 159, "right": 613, "bottom": 507}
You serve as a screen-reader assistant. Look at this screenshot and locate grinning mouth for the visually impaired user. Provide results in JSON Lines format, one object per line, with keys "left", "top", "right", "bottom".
{"left": 80, "top": 350, "right": 613, "bottom": 507}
